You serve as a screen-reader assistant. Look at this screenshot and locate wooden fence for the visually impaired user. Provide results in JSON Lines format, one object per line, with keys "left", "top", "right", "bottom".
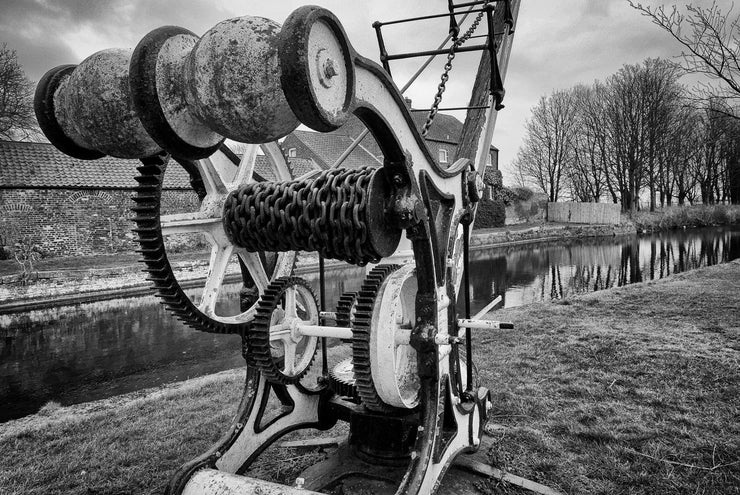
{"left": 548, "top": 202, "right": 621, "bottom": 225}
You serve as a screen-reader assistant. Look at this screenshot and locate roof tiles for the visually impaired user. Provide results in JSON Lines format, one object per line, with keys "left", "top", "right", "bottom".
{"left": 0, "top": 140, "right": 191, "bottom": 189}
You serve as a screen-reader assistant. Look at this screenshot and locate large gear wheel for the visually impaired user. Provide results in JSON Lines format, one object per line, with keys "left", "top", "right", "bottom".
{"left": 352, "top": 264, "right": 402, "bottom": 412}
{"left": 249, "top": 276, "right": 320, "bottom": 385}
{"left": 132, "top": 143, "right": 296, "bottom": 334}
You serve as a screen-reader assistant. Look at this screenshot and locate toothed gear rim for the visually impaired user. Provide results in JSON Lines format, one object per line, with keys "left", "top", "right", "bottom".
{"left": 335, "top": 291, "right": 358, "bottom": 328}
{"left": 250, "top": 276, "right": 319, "bottom": 385}
{"left": 132, "top": 153, "right": 251, "bottom": 334}
{"left": 328, "top": 357, "right": 359, "bottom": 401}
{"left": 352, "top": 264, "right": 401, "bottom": 413}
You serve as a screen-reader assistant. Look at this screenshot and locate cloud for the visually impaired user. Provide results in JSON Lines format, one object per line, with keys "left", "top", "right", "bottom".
{"left": 3, "top": 0, "right": 736, "bottom": 187}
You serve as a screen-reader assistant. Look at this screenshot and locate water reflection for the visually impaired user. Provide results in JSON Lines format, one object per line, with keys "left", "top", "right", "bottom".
{"left": 469, "top": 226, "right": 740, "bottom": 310}
{"left": 1, "top": 226, "right": 738, "bottom": 421}
{"left": 0, "top": 289, "right": 243, "bottom": 422}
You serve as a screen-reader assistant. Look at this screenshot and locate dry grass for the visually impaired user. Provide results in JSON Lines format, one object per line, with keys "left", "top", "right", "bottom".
{"left": 1, "top": 263, "right": 739, "bottom": 494}
{"left": 477, "top": 260, "right": 740, "bottom": 494}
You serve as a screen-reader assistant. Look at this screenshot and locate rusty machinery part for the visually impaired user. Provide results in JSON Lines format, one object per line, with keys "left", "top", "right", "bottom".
{"left": 132, "top": 16, "right": 299, "bottom": 146}
{"left": 328, "top": 357, "right": 360, "bottom": 401}
{"left": 222, "top": 167, "right": 402, "bottom": 266}
{"left": 334, "top": 291, "right": 358, "bottom": 328}
{"left": 34, "top": 64, "right": 105, "bottom": 161}
{"left": 248, "top": 277, "right": 320, "bottom": 385}
{"left": 132, "top": 145, "right": 296, "bottom": 335}
{"left": 351, "top": 264, "right": 402, "bottom": 413}
{"left": 279, "top": 6, "right": 355, "bottom": 132}
{"left": 35, "top": 50, "right": 161, "bottom": 159}
{"left": 129, "top": 25, "right": 224, "bottom": 160}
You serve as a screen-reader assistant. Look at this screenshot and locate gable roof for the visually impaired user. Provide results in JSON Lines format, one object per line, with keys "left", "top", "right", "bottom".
{"left": 286, "top": 130, "right": 380, "bottom": 170}
{"left": 328, "top": 112, "right": 498, "bottom": 152}
{"left": 0, "top": 140, "right": 191, "bottom": 189}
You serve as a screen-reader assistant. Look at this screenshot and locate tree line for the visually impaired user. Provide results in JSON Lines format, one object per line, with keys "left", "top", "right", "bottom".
{"left": 513, "top": 58, "right": 740, "bottom": 214}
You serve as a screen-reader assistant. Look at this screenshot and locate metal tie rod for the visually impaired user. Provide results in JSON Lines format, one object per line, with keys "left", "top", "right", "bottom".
{"left": 374, "top": 7, "right": 489, "bottom": 27}
{"left": 385, "top": 43, "right": 489, "bottom": 62}
{"left": 410, "top": 105, "right": 490, "bottom": 112}
{"left": 457, "top": 318, "right": 514, "bottom": 330}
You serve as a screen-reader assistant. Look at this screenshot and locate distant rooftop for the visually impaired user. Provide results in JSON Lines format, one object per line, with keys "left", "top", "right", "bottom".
{"left": 0, "top": 141, "right": 290, "bottom": 189}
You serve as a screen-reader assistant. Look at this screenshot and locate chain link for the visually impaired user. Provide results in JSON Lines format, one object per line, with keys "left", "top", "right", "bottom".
{"left": 421, "top": 2, "right": 490, "bottom": 138}
{"left": 223, "top": 167, "right": 383, "bottom": 266}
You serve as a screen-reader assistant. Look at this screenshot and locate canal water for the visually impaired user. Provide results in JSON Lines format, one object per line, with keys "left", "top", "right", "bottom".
{"left": 2, "top": 226, "right": 739, "bottom": 422}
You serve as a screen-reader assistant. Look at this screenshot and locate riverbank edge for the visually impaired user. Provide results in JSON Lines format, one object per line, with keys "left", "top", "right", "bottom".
{"left": 0, "top": 222, "right": 635, "bottom": 314}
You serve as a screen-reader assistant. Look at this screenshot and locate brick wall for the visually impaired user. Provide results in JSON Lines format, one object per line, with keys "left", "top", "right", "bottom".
{"left": 0, "top": 188, "right": 199, "bottom": 257}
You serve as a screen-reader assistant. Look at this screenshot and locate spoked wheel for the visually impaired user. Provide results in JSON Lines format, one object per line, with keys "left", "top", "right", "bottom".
{"left": 133, "top": 143, "right": 296, "bottom": 334}
{"left": 249, "top": 277, "right": 320, "bottom": 385}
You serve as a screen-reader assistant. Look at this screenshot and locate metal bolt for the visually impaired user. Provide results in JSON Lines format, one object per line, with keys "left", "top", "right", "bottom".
{"left": 324, "top": 59, "right": 337, "bottom": 78}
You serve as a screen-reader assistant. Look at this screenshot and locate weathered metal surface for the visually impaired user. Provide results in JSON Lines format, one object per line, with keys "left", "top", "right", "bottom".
{"left": 250, "top": 276, "right": 319, "bottom": 384}
{"left": 182, "top": 469, "right": 323, "bottom": 495}
{"left": 186, "top": 16, "right": 298, "bottom": 143}
{"left": 222, "top": 166, "right": 401, "bottom": 264}
{"left": 131, "top": 145, "right": 295, "bottom": 335}
{"left": 35, "top": 3, "right": 521, "bottom": 494}
{"left": 54, "top": 48, "right": 160, "bottom": 158}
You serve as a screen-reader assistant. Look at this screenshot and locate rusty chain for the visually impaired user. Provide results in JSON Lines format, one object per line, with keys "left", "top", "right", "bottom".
{"left": 223, "top": 167, "right": 383, "bottom": 266}
{"left": 421, "top": 2, "right": 490, "bottom": 138}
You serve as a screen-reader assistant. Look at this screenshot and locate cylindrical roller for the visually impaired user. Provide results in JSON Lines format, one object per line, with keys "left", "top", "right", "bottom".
{"left": 36, "top": 48, "right": 161, "bottom": 159}
{"left": 182, "top": 469, "right": 322, "bottom": 495}
{"left": 129, "top": 26, "right": 224, "bottom": 160}
{"left": 184, "top": 16, "right": 299, "bottom": 143}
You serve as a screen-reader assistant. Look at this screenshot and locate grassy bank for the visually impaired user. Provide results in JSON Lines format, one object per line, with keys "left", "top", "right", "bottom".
{"left": 1, "top": 262, "right": 739, "bottom": 494}
{"left": 633, "top": 204, "right": 740, "bottom": 232}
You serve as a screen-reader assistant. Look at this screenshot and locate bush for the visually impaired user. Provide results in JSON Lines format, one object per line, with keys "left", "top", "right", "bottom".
{"left": 474, "top": 197, "right": 507, "bottom": 229}
{"left": 11, "top": 237, "right": 43, "bottom": 285}
{"left": 633, "top": 204, "right": 740, "bottom": 231}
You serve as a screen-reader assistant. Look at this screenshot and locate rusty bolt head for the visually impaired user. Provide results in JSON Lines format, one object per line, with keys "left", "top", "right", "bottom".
{"left": 324, "top": 59, "right": 337, "bottom": 78}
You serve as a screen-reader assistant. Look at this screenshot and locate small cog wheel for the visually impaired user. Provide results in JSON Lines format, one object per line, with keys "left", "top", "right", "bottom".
{"left": 328, "top": 357, "right": 359, "bottom": 401}
{"left": 249, "top": 277, "right": 320, "bottom": 385}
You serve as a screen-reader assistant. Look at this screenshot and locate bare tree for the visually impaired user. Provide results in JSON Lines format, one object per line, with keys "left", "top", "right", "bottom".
{"left": 568, "top": 84, "right": 607, "bottom": 202}
{"left": 599, "top": 59, "right": 683, "bottom": 214}
{"left": 629, "top": 1, "right": 740, "bottom": 119}
{"left": 0, "top": 44, "right": 37, "bottom": 140}
{"left": 513, "top": 90, "right": 579, "bottom": 202}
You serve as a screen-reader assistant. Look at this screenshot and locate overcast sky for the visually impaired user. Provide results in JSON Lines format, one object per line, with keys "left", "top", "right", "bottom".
{"left": 1, "top": 0, "right": 733, "bottom": 183}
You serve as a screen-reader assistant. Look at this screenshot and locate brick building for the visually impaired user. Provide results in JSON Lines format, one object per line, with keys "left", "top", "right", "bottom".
{"left": 1, "top": 111, "right": 498, "bottom": 258}
{"left": 0, "top": 140, "right": 200, "bottom": 257}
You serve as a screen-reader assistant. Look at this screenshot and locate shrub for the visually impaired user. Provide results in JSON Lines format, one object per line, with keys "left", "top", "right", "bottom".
{"left": 634, "top": 204, "right": 740, "bottom": 231}
{"left": 13, "top": 237, "right": 43, "bottom": 285}
{"left": 474, "top": 197, "right": 507, "bottom": 229}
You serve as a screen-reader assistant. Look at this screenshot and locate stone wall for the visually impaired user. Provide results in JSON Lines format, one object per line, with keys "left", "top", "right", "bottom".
{"left": 0, "top": 188, "right": 199, "bottom": 257}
